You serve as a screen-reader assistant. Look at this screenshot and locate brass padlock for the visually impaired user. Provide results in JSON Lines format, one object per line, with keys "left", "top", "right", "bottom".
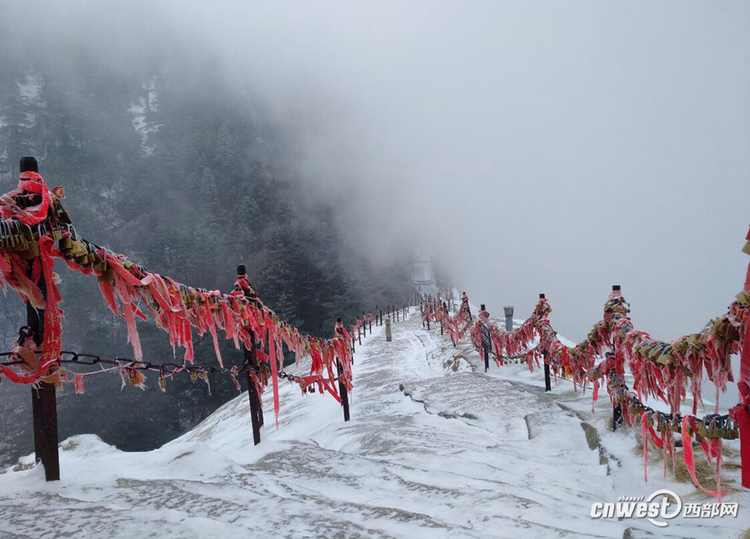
{"left": 13, "top": 234, "right": 28, "bottom": 251}
{"left": 656, "top": 353, "right": 674, "bottom": 366}
{"left": 697, "top": 417, "right": 709, "bottom": 438}
{"left": 711, "top": 319, "right": 727, "bottom": 339}
{"left": 672, "top": 339, "right": 689, "bottom": 355}
{"left": 69, "top": 240, "right": 86, "bottom": 257}
{"left": 741, "top": 240, "right": 750, "bottom": 256}
{"left": 19, "top": 241, "right": 40, "bottom": 259}
{"left": 56, "top": 208, "right": 72, "bottom": 225}
{"left": 58, "top": 237, "right": 73, "bottom": 252}
{"left": 724, "top": 418, "right": 739, "bottom": 440}
{"left": 97, "top": 268, "right": 114, "bottom": 283}
{"left": 708, "top": 416, "right": 722, "bottom": 439}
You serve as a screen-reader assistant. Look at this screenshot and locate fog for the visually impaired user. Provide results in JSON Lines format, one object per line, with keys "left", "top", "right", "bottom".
{"left": 7, "top": 0, "right": 750, "bottom": 344}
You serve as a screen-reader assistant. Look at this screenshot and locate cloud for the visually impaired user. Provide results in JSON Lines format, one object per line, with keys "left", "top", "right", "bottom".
{"left": 6, "top": 0, "right": 750, "bottom": 348}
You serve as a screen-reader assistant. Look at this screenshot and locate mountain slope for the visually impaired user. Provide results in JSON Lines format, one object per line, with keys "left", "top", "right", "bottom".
{"left": 0, "top": 310, "right": 747, "bottom": 538}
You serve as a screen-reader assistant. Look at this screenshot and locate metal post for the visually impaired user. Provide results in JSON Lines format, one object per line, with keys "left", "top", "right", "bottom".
{"left": 237, "top": 265, "right": 263, "bottom": 444}
{"left": 336, "top": 359, "right": 350, "bottom": 422}
{"left": 613, "top": 400, "right": 622, "bottom": 431}
{"left": 22, "top": 157, "right": 59, "bottom": 482}
{"left": 537, "top": 294, "right": 551, "bottom": 391}
{"left": 481, "top": 304, "right": 490, "bottom": 373}
{"left": 385, "top": 318, "right": 392, "bottom": 342}
{"left": 611, "top": 285, "right": 622, "bottom": 431}
{"left": 244, "top": 332, "right": 262, "bottom": 445}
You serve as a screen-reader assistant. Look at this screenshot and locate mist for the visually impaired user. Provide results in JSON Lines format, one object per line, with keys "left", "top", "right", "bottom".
{"left": 6, "top": 0, "right": 750, "bottom": 343}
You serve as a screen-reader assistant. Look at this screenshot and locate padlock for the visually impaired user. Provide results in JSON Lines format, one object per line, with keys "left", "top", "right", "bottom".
{"left": 70, "top": 240, "right": 87, "bottom": 258}
{"left": 656, "top": 414, "right": 667, "bottom": 432}
{"left": 742, "top": 241, "right": 750, "bottom": 256}
{"left": 56, "top": 208, "right": 72, "bottom": 225}
{"left": 97, "top": 268, "right": 114, "bottom": 283}
{"left": 724, "top": 418, "right": 739, "bottom": 440}
{"left": 58, "top": 237, "right": 73, "bottom": 252}
{"left": 711, "top": 319, "right": 727, "bottom": 340}
{"left": 159, "top": 376, "right": 167, "bottom": 391}
{"left": 13, "top": 234, "right": 28, "bottom": 251}
{"left": 672, "top": 339, "right": 689, "bottom": 355}
{"left": 19, "top": 241, "right": 40, "bottom": 259}
{"left": 697, "top": 417, "right": 709, "bottom": 438}
{"left": 656, "top": 352, "right": 674, "bottom": 366}
{"left": 190, "top": 372, "right": 198, "bottom": 381}
{"left": 736, "top": 290, "right": 750, "bottom": 306}
{"left": 725, "top": 321, "right": 740, "bottom": 341}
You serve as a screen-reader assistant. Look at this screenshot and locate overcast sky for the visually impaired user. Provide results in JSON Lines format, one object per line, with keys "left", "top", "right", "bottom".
{"left": 11, "top": 1, "right": 750, "bottom": 347}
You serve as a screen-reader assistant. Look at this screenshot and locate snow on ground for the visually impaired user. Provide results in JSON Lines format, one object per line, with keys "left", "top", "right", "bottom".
{"left": 0, "top": 309, "right": 748, "bottom": 538}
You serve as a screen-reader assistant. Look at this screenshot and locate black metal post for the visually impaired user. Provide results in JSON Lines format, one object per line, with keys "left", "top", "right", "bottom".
{"left": 611, "top": 285, "right": 622, "bottom": 431}
{"left": 613, "top": 401, "right": 622, "bottom": 431}
{"left": 22, "top": 157, "right": 60, "bottom": 482}
{"left": 238, "top": 264, "right": 263, "bottom": 444}
{"left": 244, "top": 332, "right": 262, "bottom": 445}
{"left": 538, "top": 294, "right": 551, "bottom": 392}
{"left": 337, "top": 359, "right": 350, "bottom": 422}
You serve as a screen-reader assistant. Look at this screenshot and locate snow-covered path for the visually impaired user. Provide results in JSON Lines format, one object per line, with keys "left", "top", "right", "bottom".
{"left": 0, "top": 310, "right": 747, "bottom": 538}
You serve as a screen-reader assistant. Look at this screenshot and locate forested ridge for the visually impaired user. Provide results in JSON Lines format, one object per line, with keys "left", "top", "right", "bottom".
{"left": 0, "top": 39, "right": 414, "bottom": 465}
